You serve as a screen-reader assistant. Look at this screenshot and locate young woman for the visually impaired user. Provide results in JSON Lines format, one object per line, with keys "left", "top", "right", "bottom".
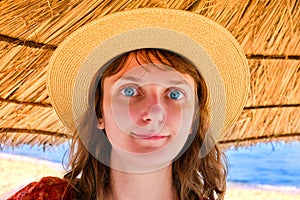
{"left": 8, "top": 8, "right": 249, "bottom": 200}
{"left": 66, "top": 48, "right": 227, "bottom": 200}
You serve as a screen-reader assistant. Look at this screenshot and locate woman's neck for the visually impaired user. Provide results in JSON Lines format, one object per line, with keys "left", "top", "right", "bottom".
{"left": 109, "top": 166, "right": 178, "bottom": 200}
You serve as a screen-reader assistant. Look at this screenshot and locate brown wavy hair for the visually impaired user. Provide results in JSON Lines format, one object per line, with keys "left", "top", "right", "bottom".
{"left": 64, "top": 49, "right": 227, "bottom": 200}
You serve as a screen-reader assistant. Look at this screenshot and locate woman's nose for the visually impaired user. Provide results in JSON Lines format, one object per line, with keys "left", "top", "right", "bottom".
{"left": 142, "top": 104, "right": 166, "bottom": 124}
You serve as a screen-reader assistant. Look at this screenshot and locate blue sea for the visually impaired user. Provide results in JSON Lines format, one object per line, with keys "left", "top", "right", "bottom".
{"left": 1, "top": 141, "right": 300, "bottom": 190}
{"left": 226, "top": 141, "right": 300, "bottom": 191}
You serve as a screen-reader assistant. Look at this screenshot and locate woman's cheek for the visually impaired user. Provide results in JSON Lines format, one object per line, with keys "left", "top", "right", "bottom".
{"left": 128, "top": 99, "right": 145, "bottom": 125}
{"left": 164, "top": 103, "right": 182, "bottom": 130}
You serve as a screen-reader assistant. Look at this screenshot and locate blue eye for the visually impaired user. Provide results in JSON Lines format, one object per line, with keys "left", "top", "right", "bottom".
{"left": 168, "top": 90, "right": 184, "bottom": 100}
{"left": 121, "top": 87, "right": 137, "bottom": 97}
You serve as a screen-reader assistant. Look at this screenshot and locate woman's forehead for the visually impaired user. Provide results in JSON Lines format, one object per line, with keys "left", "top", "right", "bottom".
{"left": 107, "top": 53, "right": 195, "bottom": 88}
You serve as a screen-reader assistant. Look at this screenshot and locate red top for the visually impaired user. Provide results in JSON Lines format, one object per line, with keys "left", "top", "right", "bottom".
{"left": 7, "top": 176, "right": 73, "bottom": 200}
{"left": 8, "top": 176, "right": 210, "bottom": 200}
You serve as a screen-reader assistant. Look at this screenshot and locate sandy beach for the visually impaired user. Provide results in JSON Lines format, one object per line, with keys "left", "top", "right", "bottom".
{"left": 225, "top": 183, "right": 300, "bottom": 200}
{"left": 1, "top": 153, "right": 299, "bottom": 200}
{"left": 0, "top": 153, "right": 64, "bottom": 199}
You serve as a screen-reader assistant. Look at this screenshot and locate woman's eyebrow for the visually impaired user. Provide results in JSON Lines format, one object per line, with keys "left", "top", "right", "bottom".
{"left": 119, "top": 76, "right": 190, "bottom": 86}
{"left": 119, "top": 76, "right": 141, "bottom": 82}
{"left": 167, "top": 79, "right": 190, "bottom": 86}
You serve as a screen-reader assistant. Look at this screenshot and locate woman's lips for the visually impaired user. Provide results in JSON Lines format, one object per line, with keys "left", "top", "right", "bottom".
{"left": 130, "top": 132, "right": 168, "bottom": 140}
{"left": 142, "top": 135, "right": 168, "bottom": 140}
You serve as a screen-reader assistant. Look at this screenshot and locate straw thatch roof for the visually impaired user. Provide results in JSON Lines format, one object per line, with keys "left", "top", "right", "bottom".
{"left": 0, "top": 0, "right": 299, "bottom": 149}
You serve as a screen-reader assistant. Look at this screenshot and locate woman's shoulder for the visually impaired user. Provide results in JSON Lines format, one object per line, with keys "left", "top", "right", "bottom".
{"left": 7, "top": 176, "right": 74, "bottom": 200}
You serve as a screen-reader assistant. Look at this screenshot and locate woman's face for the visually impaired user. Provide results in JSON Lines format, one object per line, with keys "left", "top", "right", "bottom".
{"left": 100, "top": 53, "right": 196, "bottom": 154}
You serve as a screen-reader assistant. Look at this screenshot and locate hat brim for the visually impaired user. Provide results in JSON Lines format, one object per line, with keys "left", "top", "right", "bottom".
{"left": 47, "top": 8, "right": 249, "bottom": 141}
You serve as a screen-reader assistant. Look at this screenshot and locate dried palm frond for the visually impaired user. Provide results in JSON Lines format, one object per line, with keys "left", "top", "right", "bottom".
{"left": 0, "top": 0, "right": 299, "bottom": 149}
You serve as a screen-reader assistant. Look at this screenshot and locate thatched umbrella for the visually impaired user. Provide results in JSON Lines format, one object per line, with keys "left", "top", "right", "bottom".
{"left": 0, "top": 0, "right": 299, "bottom": 149}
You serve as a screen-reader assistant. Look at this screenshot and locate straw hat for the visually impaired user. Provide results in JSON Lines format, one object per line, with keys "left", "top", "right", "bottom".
{"left": 47, "top": 8, "right": 249, "bottom": 141}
